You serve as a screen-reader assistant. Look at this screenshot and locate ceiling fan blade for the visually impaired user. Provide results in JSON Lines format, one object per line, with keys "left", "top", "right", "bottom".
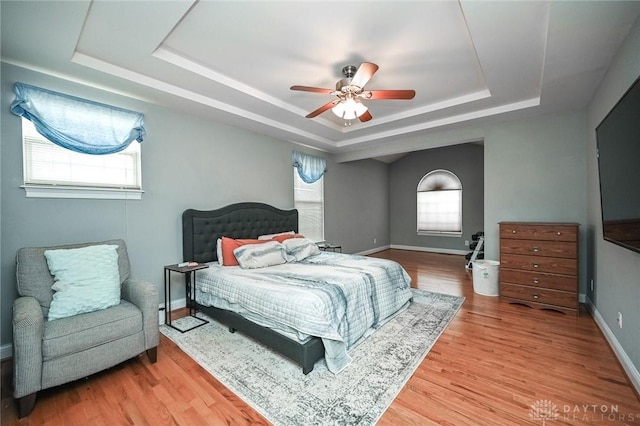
{"left": 365, "top": 90, "right": 416, "bottom": 100}
{"left": 350, "top": 62, "right": 379, "bottom": 89}
{"left": 359, "top": 110, "right": 373, "bottom": 122}
{"left": 306, "top": 100, "right": 339, "bottom": 118}
{"left": 290, "top": 85, "right": 333, "bottom": 94}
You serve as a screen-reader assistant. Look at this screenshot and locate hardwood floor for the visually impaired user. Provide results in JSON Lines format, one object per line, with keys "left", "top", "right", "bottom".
{"left": 2, "top": 250, "right": 639, "bottom": 425}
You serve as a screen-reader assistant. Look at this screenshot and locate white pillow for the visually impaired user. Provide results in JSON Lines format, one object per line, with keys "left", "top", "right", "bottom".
{"left": 216, "top": 238, "right": 223, "bottom": 266}
{"left": 44, "top": 244, "right": 121, "bottom": 321}
{"left": 233, "top": 241, "right": 287, "bottom": 269}
{"left": 257, "top": 231, "right": 295, "bottom": 240}
{"left": 282, "top": 237, "right": 321, "bottom": 262}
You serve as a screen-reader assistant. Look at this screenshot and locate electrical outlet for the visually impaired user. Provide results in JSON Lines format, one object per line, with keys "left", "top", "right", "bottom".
{"left": 373, "top": 237, "right": 377, "bottom": 244}
{"left": 590, "top": 279, "right": 594, "bottom": 291}
{"left": 465, "top": 240, "right": 470, "bottom": 247}
{"left": 617, "top": 312, "right": 623, "bottom": 329}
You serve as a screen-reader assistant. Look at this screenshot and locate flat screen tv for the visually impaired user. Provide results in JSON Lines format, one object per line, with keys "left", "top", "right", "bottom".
{"left": 596, "top": 75, "right": 640, "bottom": 254}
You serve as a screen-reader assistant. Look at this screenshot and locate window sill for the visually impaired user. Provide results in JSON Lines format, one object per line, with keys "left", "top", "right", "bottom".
{"left": 22, "top": 185, "right": 143, "bottom": 200}
{"left": 417, "top": 231, "right": 462, "bottom": 237}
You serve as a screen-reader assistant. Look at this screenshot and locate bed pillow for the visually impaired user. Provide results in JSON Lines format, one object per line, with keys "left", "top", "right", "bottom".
{"left": 216, "top": 238, "right": 223, "bottom": 266}
{"left": 282, "top": 237, "right": 321, "bottom": 262}
{"left": 270, "top": 233, "right": 305, "bottom": 243}
{"left": 258, "top": 231, "right": 295, "bottom": 240}
{"left": 233, "top": 240, "right": 287, "bottom": 269}
{"left": 219, "top": 237, "right": 267, "bottom": 266}
{"left": 44, "top": 244, "right": 121, "bottom": 321}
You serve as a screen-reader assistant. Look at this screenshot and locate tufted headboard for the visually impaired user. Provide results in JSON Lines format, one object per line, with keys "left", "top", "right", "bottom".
{"left": 182, "top": 202, "right": 298, "bottom": 263}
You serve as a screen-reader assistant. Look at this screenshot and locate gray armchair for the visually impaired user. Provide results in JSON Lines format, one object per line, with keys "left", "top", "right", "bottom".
{"left": 13, "top": 239, "right": 159, "bottom": 417}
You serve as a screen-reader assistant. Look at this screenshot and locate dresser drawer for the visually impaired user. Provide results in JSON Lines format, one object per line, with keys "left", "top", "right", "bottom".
{"left": 501, "top": 253, "right": 577, "bottom": 275}
{"left": 500, "top": 269, "right": 577, "bottom": 292}
{"left": 500, "top": 283, "right": 578, "bottom": 309}
{"left": 500, "top": 239, "right": 577, "bottom": 259}
{"left": 500, "top": 224, "right": 577, "bottom": 242}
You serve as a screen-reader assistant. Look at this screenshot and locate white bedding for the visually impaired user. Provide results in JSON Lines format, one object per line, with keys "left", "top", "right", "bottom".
{"left": 194, "top": 252, "right": 413, "bottom": 373}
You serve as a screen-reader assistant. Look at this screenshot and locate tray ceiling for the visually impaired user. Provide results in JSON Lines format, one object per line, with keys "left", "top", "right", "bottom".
{"left": 2, "top": 1, "right": 639, "bottom": 160}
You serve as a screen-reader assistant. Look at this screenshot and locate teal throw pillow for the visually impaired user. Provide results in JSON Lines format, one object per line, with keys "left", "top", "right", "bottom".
{"left": 44, "top": 244, "right": 121, "bottom": 321}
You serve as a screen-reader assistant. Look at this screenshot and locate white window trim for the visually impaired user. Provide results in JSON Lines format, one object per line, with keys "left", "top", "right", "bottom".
{"left": 20, "top": 118, "right": 143, "bottom": 200}
{"left": 416, "top": 169, "right": 463, "bottom": 236}
{"left": 417, "top": 230, "right": 462, "bottom": 237}
{"left": 21, "top": 184, "right": 144, "bottom": 200}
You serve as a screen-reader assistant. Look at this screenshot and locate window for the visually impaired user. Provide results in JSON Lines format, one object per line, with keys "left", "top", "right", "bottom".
{"left": 417, "top": 169, "right": 462, "bottom": 235}
{"left": 21, "top": 118, "right": 143, "bottom": 199}
{"left": 294, "top": 168, "right": 324, "bottom": 242}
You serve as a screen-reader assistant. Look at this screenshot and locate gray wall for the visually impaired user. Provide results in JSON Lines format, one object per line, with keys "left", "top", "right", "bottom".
{"left": 587, "top": 17, "right": 640, "bottom": 378}
{"left": 324, "top": 157, "right": 390, "bottom": 254}
{"left": 389, "top": 143, "right": 484, "bottom": 253}
{"left": 0, "top": 63, "right": 390, "bottom": 348}
{"left": 484, "top": 110, "right": 588, "bottom": 279}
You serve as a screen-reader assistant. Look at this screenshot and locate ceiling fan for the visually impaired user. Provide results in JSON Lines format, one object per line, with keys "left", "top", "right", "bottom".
{"left": 290, "top": 62, "right": 416, "bottom": 125}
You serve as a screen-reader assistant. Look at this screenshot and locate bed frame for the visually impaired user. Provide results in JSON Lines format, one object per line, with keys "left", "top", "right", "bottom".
{"left": 182, "top": 202, "right": 325, "bottom": 374}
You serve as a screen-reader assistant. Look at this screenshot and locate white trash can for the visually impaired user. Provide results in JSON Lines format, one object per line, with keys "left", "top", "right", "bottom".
{"left": 472, "top": 260, "right": 500, "bottom": 296}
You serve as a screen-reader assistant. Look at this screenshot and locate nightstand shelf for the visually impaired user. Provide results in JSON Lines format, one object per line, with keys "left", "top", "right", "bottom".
{"left": 317, "top": 242, "right": 342, "bottom": 253}
{"left": 163, "top": 263, "right": 210, "bottom": 332}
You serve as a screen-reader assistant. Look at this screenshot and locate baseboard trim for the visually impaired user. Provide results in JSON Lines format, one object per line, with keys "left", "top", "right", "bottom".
{"left": 159, "top": 297, "right": 187, "bottom": 325}
{"left": 356, "top": 245, "right": 391, "bottom": 256}
{"left": 585, "top": 297, "right": 640, "bottom": 395}
{"left": 390, "top": 244, "right": 468, "bottom": 256}
{"left": 1, "top": 343, "right": 12, "bottom": 360}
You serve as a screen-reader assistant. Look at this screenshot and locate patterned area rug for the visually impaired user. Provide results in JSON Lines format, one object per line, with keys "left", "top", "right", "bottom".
{"left": 160, "top": 289, "right": 464, "bottom": 425}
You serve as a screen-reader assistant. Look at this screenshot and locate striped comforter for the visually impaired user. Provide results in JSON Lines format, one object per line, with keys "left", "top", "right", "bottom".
{"left": 194, "top": 252, "right": 413, "bottom": 373}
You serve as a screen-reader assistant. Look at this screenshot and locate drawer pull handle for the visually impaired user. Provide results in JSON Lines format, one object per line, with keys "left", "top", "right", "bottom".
{"left": 533, "top": 278, "right": 540, "bottom": 284}
{"left": 512, "top": 230, "right": 517, "bottom": 234}
{"left": 557, "top": 232, "right": 561, "bottom": 236}
{"left": 531, "top": 247, "right": 540, "bottom": 252}
{"left": 532, "top": 263, "right": 540, "bottom": 268}
{"left": 533, "top": 294, "right": 540, "bottom": 299}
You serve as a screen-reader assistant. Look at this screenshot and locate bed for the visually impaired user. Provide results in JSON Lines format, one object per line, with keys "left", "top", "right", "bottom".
{"left": 182, "top": 202, "right": 413, "bottom": 374}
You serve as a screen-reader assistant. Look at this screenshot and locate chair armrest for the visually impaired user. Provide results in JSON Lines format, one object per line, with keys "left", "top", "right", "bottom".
{"left": 12, "top": 296, "right": 44, "bottom": 398}
{"left": 122, "top": 278, "right": 159, "bottom": 350}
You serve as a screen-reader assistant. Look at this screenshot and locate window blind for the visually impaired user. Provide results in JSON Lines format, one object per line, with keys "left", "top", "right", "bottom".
{"left": 22, "top": 119, "right": 141, "bottom": 189}
{"left": 294, "top": 168, "right": 324, "bottom": 242}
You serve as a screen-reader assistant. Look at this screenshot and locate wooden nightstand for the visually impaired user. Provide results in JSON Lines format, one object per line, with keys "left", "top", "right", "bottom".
{"left": 163, "top": 263, "right": 210, "bottom": 332}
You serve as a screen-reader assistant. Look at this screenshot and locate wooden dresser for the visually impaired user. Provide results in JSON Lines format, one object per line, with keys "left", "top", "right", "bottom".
{"left": 499, "top": 222, "right": 579, "bottom": 315}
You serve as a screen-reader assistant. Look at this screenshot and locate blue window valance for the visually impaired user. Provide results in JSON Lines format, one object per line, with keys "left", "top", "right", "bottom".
{"left": 10, "top": 83, "right": 145, "bottom": 155}
{"left": 292, "top": 151, "right": 327, "bottom": 184}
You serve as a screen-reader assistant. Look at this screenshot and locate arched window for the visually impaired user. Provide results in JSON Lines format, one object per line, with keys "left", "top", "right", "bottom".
{"left": 417, "top": 169, "right": 462, "bottom": 235}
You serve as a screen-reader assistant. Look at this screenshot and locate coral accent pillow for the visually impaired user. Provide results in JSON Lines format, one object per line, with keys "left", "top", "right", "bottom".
{"left": 257, "top": 231, "right": 295, "bottom": 240}
{"left": 219, "top": 237, "right": 266, "bottom": 266}
{"left": 270, "top": 233, "right": 305, "bottom": 243}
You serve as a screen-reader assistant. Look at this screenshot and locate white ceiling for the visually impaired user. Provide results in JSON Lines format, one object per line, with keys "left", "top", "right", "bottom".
{"left": 2, "top": 1, "right": 640, "bottom": 161}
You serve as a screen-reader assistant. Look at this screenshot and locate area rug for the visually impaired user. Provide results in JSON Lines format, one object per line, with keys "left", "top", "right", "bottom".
{"left": 160, "top": 289, "right": 464, "bottom": 425}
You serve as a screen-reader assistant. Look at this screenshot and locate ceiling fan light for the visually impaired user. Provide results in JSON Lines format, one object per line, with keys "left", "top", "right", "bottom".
{"left": 332, "top": 102, "right": 346, "bottom": 118}
{"left": 354, "top": 100, "right": 368, "bottom": 117}
{"left": 332, "top": 98, "right": 368, "bottom": 120}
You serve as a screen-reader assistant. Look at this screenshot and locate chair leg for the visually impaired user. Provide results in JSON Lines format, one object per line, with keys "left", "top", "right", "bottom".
{"left": 17, "top": 393, "right": 37, "bottom": 418}
{"left": 146, "top": 346, "right": 157, "bottom": 363}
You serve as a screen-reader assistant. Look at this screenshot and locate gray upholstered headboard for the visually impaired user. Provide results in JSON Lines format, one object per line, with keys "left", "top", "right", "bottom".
{"left": 182, "top": 202, "right": 298, "bottom": 263}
